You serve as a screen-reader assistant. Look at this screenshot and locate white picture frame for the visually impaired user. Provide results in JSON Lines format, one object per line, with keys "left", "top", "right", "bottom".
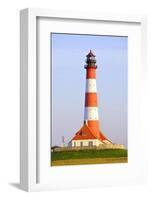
{"left": 20, "top": 8, "right": 147, "bottom": 191}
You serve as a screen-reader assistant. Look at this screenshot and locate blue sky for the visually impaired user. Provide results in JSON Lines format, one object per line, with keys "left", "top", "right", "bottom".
{"left": 51, "top": 33, "right": 128, "bottom": 148}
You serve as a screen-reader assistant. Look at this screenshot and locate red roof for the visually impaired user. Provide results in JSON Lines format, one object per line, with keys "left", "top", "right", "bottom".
{"left": 72, "top": 124, "right": 97, "bottom": 140}
{"left": 71, "top": 123, "right": 111, "bottom": 143}
{"left": 98, "top": 131, "right": 107, "bottom": 141}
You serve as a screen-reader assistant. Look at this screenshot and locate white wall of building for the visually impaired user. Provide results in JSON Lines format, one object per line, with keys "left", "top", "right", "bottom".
{"left": 71, "top": 139, "right": 103, "bottom": 147}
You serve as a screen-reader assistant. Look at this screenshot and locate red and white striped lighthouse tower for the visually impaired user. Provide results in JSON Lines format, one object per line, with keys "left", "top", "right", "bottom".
{"left": 69, "top": 50, "right": 112, "bottom": 147}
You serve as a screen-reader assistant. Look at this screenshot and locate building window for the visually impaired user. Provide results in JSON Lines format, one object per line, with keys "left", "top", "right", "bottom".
{"left": 80, "top": 131, "right": 86, "bottom": 136}
{"left": 88, "top": 141, "right": 93, "bottom": 147}
{"left": 80, "top": 142, "right": 83, "bottom": 147}
{"left": 74, "top": 142, "right": 76, "bottom": 147}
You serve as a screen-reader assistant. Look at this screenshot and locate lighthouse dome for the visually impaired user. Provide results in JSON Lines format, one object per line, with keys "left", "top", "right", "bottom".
{"left": 85, "top": 50, "right": 97, "bottom": 68}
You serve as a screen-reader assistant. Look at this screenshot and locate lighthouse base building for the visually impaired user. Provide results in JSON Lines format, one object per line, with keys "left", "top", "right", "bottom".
{"left": 68, "top": 122, "right": 111, "bottom": 147}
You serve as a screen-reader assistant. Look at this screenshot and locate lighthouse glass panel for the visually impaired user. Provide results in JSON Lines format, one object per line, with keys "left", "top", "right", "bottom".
{"left": 51, "top": 33, "right": 128, "bottom": 166}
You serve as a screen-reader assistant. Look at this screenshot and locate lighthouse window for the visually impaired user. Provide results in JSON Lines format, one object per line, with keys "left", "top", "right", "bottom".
{"left": 80, "top": 142, "right": 83, "bottom": 147}
{"left": 80, "top": 131, "right": 86, "bottom": 136}
{"left": 88, "top": 141, "right": 93, "bottom": 147}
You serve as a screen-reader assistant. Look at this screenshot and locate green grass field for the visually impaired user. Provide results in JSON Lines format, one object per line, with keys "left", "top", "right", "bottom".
{"left": 51, "top": 149, "right": 128, "bottom": 166}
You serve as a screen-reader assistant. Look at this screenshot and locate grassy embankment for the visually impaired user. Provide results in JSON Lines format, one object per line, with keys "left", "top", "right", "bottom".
{"left": 51, "top": 149, "right": 128, "bottom": 166}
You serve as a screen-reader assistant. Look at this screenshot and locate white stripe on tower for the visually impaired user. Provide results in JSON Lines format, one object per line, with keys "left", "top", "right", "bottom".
{"left": 86, "top": 79, "right": 97, "bottom": 93}
{"left": 84, "top": 107, "right": 99, "bottom": 120}
{"left": 84, "top": 76, "right": 99, "bottom": 121}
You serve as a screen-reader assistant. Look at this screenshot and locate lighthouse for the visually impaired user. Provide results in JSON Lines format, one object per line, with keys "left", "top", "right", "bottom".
{"left": 69, "top": 50, "right": 112, "bottom": 147}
